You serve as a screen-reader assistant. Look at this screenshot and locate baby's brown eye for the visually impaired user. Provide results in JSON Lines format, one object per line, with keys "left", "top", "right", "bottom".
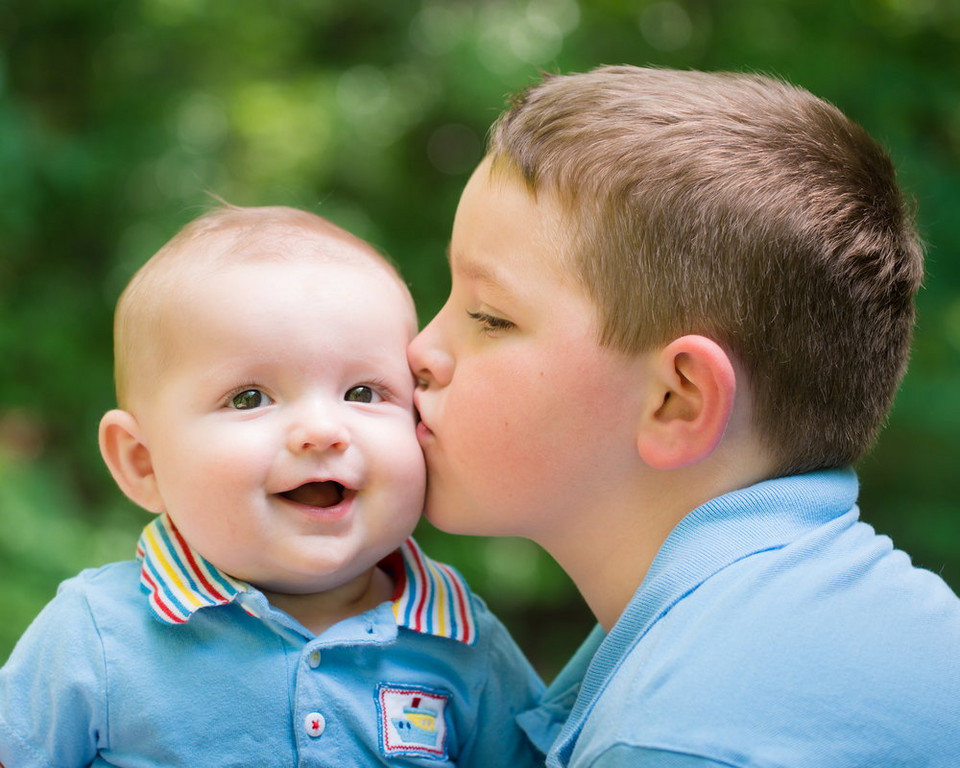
{"left": 345, "top": 385, "right": 378, "bottom": 404}
{"left": 230, "top": 390, "right": 270, "bottom": 410}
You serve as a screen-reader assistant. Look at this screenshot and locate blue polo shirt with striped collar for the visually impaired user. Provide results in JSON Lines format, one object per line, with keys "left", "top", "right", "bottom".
{"left": 0, "top": 514, "right": 544, "bottom": 767}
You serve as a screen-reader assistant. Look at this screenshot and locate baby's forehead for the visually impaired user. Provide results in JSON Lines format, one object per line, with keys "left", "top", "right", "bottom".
{"left": 155, "top": 217, "right": 397, "bottom": 285}
{"left": 120, "top": 235, "right": 414, "bottom": 403}
{"left": 131, "top": 217, "right": 411, "bottom": 329}
{"left": 168, "top": 226, "right": 414, "bottom": 324}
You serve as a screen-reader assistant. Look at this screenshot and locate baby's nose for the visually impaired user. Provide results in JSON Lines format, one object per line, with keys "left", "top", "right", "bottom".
{"left": 287, "top": 407, "right": 350, "bottom": 454}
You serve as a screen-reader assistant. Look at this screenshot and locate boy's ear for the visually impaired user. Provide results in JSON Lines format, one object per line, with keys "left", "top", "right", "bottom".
{"left": 99, "top": 409, "right": 164, "bottom": 514}
{"left": 636, "top": 335, "right": 736, "bottom": 470}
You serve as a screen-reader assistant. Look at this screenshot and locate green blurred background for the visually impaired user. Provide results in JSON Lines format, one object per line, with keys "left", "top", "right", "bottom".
{"left": 1, "top": 0, "right": 958, "bottom": 680}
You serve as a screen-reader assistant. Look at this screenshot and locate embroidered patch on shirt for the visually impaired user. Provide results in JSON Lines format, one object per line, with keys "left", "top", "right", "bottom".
{"left": 376, "top": 683, "right": 451, "bottom": 760}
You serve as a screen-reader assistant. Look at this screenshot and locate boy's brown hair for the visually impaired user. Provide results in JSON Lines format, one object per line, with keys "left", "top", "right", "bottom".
{"left": 488, "top": 65, "right": 923, "bottom": 476}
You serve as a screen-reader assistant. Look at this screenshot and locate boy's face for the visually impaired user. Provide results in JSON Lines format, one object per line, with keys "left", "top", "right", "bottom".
{"left": 134, "top": 249, "right": 424, "bottom": 596}
{"left": 409, "top": 158, "right": 652, "bottom": 547}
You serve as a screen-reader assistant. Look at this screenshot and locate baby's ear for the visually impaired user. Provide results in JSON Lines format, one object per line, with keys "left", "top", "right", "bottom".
{"left": 99, "top": 409, "right": 164, "bottom": 514}
{"left": 636, "top": 335, "right": 736, "bottom": 470}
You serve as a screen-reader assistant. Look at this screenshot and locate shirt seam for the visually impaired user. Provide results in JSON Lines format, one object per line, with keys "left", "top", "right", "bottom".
{"left": 77, "top": 578, "right": 111, "bottom": 752}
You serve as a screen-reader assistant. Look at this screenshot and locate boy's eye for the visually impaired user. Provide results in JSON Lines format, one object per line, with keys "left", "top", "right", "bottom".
{"left": 345, "top": 385, "right": 381, "bottom": 404}
{"left": 229, "top": 389, "right": 272, "bottom": 410}
{"left": 467, "top": 310, "right": 514, "bottom": 334}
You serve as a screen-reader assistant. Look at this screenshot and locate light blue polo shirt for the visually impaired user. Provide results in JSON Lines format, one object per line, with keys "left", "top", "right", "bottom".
{"left": 519, "top": 469, "right": 960, "bottom": 767}
{"left": 0, "top": 514, "right": 544, "bottom": 767}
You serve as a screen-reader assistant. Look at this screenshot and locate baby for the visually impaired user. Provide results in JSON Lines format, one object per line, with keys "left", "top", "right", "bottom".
{"left": 0, "top": 205, "right": 542, "bottom": 767}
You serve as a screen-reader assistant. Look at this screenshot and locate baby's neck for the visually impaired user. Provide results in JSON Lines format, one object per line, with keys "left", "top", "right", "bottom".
{"left": 262, "top": 566, "right": 394, "bottom": 636}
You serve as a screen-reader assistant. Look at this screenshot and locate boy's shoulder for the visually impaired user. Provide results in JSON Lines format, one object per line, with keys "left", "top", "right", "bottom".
{"left": 584, "top": 567, "right": 960, "bottom": 766}
{"left": 574, "top": 485, "right": 960, "bottom": 765}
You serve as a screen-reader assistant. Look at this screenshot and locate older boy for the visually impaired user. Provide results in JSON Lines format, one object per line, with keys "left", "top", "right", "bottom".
{"left": 0, "top": 205, "right": 543, "bottom": 767}
{"left": 409, "top": 66, "right": 960, "bottom": 766}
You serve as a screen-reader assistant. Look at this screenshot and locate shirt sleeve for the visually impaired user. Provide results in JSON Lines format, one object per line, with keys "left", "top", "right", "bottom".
{"left": 0, "top": 575, "right": 107, "bottom": 768}
{"left": 456, "top": 603, "right": 546, "bottom": 768}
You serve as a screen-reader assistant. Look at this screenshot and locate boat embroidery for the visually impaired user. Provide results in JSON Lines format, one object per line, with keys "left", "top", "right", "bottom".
{"left": 377, "top": 683, "right": 450, "bottom": 758}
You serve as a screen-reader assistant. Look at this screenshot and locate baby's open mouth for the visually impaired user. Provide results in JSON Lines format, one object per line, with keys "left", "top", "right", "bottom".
{"left": 280, "top": 481, "right": 345, "bottom": 508}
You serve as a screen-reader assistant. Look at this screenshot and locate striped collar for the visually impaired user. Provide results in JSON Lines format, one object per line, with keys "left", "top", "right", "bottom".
{"left": 136, "top": 514, "right": 477, "bottom": 644}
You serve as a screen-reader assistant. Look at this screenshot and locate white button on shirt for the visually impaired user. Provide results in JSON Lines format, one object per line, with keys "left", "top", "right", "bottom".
{"left": 304, "top": 712, "right": 325, "bottom": 738}
{"left": 308, "top": 650, "right": 321, "bottom": 668}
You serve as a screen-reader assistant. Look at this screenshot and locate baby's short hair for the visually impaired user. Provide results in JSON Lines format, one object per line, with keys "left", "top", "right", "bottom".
{"left": 113, "top": 204, "right": 408, "bottom": 410}
{"left": 489, "top": 65, "right": 923, "bottom": 475}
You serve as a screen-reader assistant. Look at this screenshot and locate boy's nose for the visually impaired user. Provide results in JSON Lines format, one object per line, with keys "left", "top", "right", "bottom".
{"left": 287, "top": 407, "right": 350, "bottom": 454}
{"left": 408, "top": 318, "right": 453, "bottom": 388}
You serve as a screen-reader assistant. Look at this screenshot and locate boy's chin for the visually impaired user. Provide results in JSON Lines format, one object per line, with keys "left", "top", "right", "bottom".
{"left": 422, "top": 506, "right": 511, "bottom": 539}
{"left": 421, "top": 509, "right": 461, "bottom": 534}
{"left": 421, "top": 503, "right": 474, "bottom": 536}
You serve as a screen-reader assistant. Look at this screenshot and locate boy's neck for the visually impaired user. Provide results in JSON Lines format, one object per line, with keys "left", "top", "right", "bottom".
{"left": 545, "top": 442, "right": 777, "bottom": 632}
{"left": 262, "top": 565, "right": 395, "bottom": 637}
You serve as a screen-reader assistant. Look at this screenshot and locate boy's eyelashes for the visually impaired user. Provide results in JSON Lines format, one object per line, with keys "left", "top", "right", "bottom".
{"left": 467, "top": 310, "right": 515, "bottom": 334}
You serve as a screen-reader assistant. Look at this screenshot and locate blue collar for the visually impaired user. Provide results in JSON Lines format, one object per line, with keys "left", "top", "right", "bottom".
{"left": 136, "top": 514, "right": 478, "bottom": 644}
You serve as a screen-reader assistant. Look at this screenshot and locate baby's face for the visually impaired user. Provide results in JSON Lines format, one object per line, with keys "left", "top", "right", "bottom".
{"left": 134, "top": 252, "right": 424, "bottom": 596}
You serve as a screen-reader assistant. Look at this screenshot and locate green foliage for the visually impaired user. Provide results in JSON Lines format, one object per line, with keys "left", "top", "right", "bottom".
{"left": 2, "top": 0, "right": 958, "bottom": 677}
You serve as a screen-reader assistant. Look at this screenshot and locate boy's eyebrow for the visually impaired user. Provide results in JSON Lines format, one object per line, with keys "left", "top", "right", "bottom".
{"left": 447, "top": 244, "right": 508, "bottom": 290}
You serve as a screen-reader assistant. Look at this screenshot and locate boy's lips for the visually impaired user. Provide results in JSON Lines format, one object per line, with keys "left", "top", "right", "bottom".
{"left": 279, "top": 481, "right": 347, "bottom": 508}
{"left": 413, "top": 392, "right": 435, "bottom": 441}
{"left": 416, "top": 419, "right": 434, "bottom": 443}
